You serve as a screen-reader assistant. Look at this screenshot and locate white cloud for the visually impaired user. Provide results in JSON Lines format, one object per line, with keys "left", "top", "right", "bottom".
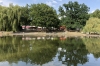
{"left": 91, "top": 10, "right": 95, "bottom": 13}
{"left": 46, "top": 0, "right": 58, "bottom": 6}
{"left": 88, "top": 10, "right": 95, "bottom": 14}
{"left": 0, "top": 0, "right": 2, "bottom": 3}
{"left": 0, "top": 1, "right": 3, "bottom": 5}
{"left": 52, "top": 0, "right": 57, "bottom": 3}
{"left": 0, "top": 0, "right": 16, "bottom": 6}
{"left": 46, "top": 1, "right": 52, "bottom": 6}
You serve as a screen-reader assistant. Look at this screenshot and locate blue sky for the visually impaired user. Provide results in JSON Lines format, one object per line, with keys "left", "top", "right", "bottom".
{"left": 0, "top": 0, "right": 100, "bottom": 13}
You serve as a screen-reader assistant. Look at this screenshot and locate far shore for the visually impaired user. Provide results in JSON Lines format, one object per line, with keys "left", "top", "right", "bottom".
{"left": 0, "top": 31, "right": 100, "bottom": 37}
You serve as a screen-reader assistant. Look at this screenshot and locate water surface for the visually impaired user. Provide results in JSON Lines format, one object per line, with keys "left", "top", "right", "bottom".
{"left": 0, "top": 36, "right": 100, "bottom": 66}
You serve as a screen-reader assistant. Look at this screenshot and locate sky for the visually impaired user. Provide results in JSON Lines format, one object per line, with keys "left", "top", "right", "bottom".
{"left": 0, "top": 0, "right": 100, "bottom": 13}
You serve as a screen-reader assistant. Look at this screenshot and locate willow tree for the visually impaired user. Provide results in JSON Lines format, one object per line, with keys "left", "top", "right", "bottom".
{"left": 82, "top": 17, "right": 100, "bottom": 34}
{"left": 0, "top": 5, "right": 3, "bottom": 30}
{"left": 90, "top": 9, "right": 100, "bottom": 18}
{"left": 8, "top": 4, "right": 22, "bottom": 32}
{"left": 0, "top": 6, "right": 8, "bottom": 31}
{"left": 0, "top": 4, "right": 22, "bottom": 31}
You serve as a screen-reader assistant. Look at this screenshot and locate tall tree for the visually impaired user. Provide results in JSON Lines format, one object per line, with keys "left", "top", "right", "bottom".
{"left": 0, "top": 6, "right": 9, "bottom": 31}
{"left": 8, "top": 4, "right": 22, "bottom": 32}
{"left": 90, "top": 9, "right": 100, "bottom": 18}
{"left": 20, "top": 4, "right": 31, "bottom": 26}
{"left": 59, "top": 1, "right": 90, "bottom": 31}
{"left": 0, "top": 4, "right": 22, "bottom": 32}
{"left": 29, "top": 3, "right": 60, "bottom": 31}
{"left": 82, "top": 17, "right": 100, "bottom": 34}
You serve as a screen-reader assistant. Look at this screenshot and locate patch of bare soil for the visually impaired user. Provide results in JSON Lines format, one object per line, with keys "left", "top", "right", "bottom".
{"left": 66, "top": 31, "right": 86, "bottom": 37}
{"left": 12, "top": 31, "right": 85, "bottom": 37}
{"left": 0, "top": 31, "right": 100, "bottom": 37}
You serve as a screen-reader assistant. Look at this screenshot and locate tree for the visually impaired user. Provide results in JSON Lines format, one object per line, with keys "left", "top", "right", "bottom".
{"left": 0, "top": 3, "right": 60, "bottom": 32}
{"left": 8, "top": 4, "right": 22, "bottom": 32}
{"left": 29, "top": 3, "right": 60, "bottom": 31}
{"left": 0, "top": 6, "right": 9, "bottom": 31}
{"left": 82, "top": 17, "right": 100, "bottom": 34}
{"left": 20, "top": 4, "right": 31, "bottom": 28}
{"left": 0, "top": 4, "right": 22, "bottom": 32}
{"left": 90, "top": 9, "right": 100, "bottom": 18}
{"left": 59, "top": 1, "right": 90, "bottom": 31}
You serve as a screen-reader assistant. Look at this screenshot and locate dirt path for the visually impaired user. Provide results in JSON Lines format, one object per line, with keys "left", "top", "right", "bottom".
{"left": 3, "top": 31, "right": 86, "bottom": 37}
{"left": 66, "top": 32, "right": 86, "bottom": 37}
{"left": 0, "top": 31, "right": 100, "bottom": 37}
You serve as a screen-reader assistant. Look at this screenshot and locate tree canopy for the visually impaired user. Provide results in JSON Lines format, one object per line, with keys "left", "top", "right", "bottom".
{"left": 0, "top": 4, "right": 22, "bottom": 31}
{"left": 29, "top": 3, "right": 60, "bottom": 30}
{"left": 0, "top": 3, "right": 60, "bottom": 32}
{"left": 82, "top": 9, "right": 100, "bottom": 34}
{"left": 90, "top": 9, "right": 100, "bottom": 18}
{"left": 20, "top": 4, "right": 30, "bottom": 26}
{"left": 59, "top": 1, "right": 90, "bottom": 31}
{"left": 82, "top": 17, "right": 100, "bottom": 34}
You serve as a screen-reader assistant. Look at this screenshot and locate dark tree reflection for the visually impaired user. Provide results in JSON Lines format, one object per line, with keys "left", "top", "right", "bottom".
{"left": 58, "top": 37, "right": 89, "bottom": 66}
{"left": 1, "top": 36, "right": 100, "bottom": 66}
{"left": 0, "top": 36, "right": 59, "bottom": 65}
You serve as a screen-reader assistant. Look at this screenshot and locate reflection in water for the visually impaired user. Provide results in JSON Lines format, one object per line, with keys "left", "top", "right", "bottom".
{"left": 0, "top": 36, "right": 100, "bottom": 66}
{"left": 58, "top": 37, "right": 88, "bottom": 66}
{"left": 83, "top": 37, "right": 100, "bottom": 58}
{"left": 0, "top": 36, "right": 59, "bottom": 65}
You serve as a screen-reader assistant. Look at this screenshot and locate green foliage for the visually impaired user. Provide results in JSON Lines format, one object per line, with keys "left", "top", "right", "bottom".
{"left": 0, "top": 6, "right": 8, "bottom": 31}
{"left": 0, "top": 4, "right": 22, "bottom": 31}
{"left": 59, "top": 1, "right": 90, "bottom": 31}
{"left": 82, "top": 17, "right": 100, "bottom": 33}
{"left": 90, "top": 9, "right": 100, "bottom": 18}
{"left": 0, "top": 36, "right": 58, "bottom": 64}
{"left": 0, "top": 2, "right": 90, "bottom": 32}
{"left": 82, "top": 37, "right": 100, "bottom": 58}
{"left": 58, "top": 37, "right": 88, "bottom": 65}
{"left": 0, "top": 3, "right": 60, "bottom": 31}
{"left": 29, "top": 3, "right": 60, "bottom": 30}
{"left": 20, "top": 4, "right": 31, "bottom": 26}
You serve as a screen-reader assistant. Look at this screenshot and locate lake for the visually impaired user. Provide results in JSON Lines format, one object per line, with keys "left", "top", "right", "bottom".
{"left": 0, "top": 35, "right": 100, "bottom": 66}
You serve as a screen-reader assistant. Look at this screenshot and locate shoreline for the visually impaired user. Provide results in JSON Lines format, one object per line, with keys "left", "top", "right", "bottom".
{"left": 0, "top": 31, "right": 100, "bottom": 37}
